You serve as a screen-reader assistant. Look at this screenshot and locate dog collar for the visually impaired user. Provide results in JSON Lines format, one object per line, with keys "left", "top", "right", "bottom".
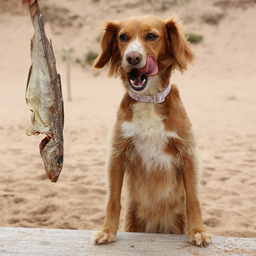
{"left": 128, "top": 81, "right": 171, "bottom": 104}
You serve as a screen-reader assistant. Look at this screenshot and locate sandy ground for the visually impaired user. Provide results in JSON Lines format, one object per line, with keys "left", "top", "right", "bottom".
{"left": 0, "top": 0, "right": 256, "bottom": 239}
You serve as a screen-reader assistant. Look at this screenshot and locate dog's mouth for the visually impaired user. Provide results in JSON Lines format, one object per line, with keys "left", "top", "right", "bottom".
{"left": 128, "top": 55, "right": 158, "bottom": 91}
{"left": 129, "top": 70, "right": 148, "bottom": 91}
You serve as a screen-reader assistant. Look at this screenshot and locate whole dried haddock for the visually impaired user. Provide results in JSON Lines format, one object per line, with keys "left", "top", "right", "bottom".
{"left": 25, "top": 0, "right": 64, "bottom": 182}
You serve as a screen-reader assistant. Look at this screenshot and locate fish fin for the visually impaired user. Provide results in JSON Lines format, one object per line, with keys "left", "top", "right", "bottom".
{"left": 50, "top": 39, "right": 53, "bottom": 50}
{"left": 26, "top": 112, "right": 39, "bottom": 136}
{"left": 26, "top": 65, "right": 32, "bottom": 95}
{"left": 26, "top": 119, "right": 40, "bottom": 136}
{"left": 57, "top": 74, "right": 64, "bottom": 127}
{"left": 58, "top": 74, "right": 62, "bottom": 91}
{"left": 30, "top": 37, "right": 34, "bottom": 52}
{"left": 26, "top": 125, "right": 39, "bottom": 136}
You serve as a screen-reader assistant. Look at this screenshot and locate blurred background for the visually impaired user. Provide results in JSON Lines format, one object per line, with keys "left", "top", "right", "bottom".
{"left": 0, "top": 0, "right": 255, "bottom": 238}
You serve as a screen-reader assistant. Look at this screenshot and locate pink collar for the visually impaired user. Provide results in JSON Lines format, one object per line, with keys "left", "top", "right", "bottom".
{"left": 128, "top": 81, "right": 171, "bottom": 103}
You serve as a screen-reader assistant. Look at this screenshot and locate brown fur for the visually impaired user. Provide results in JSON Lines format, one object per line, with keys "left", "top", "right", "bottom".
{"left": 93, "top": 15, "right": 212, "bottom": 247}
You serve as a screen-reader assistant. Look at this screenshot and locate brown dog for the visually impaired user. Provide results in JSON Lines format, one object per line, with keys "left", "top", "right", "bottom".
{"left": 93, "top": 15, "right": 212, "bottom": 247}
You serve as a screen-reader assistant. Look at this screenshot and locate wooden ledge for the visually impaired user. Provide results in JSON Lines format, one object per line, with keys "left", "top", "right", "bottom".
{"left": 0, "top": 227, "right": 256, "bottom": 255}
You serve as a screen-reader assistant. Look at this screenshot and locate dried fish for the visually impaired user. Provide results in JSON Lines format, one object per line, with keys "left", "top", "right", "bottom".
{"left": 25, "top": 0, "right": 64, "bottom": 182}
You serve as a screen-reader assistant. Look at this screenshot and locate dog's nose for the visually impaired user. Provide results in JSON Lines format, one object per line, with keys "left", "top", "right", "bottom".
{"left": 126, "top": 52, "right": 142, "bottom": 65}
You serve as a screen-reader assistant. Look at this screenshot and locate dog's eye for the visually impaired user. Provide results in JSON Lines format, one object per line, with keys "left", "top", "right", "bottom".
{"left": 119, "top": 34, "right": 129, "bottom": 42}
{"left": 146, "top": 33, "right": 158, "bottom": 41}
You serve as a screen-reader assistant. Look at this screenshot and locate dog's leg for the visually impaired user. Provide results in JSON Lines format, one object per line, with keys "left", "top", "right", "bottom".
{"left": 183, "top": 155, "right": 212, "bottom": 247}
{"left": 93, "top": 157, "right": 124, "bottom": 245}
{"left": 93, "top": 128, "right": 126, "bottom": 245}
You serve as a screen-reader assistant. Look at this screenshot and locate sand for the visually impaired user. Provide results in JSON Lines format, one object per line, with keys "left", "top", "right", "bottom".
{"left": 0, "top": 0, "right": 255, "bottom": 238}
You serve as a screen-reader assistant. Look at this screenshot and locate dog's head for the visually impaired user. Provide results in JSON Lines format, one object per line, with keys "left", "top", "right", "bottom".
{"left": 94, "top": 16, "right": 195, "bottom": 94}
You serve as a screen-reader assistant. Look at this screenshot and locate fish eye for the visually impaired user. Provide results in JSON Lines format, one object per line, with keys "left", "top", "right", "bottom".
{"left": 146, "top": 33, "right": 158, "bottom": 41}
{"left": 119, "top": 34, "right": 129, "bottom": 42}
{"left": 56, "top": 157, "right": 63, "bottom": 165}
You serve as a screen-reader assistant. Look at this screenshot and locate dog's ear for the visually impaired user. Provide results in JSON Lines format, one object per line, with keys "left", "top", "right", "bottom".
{"left": 165, "top": 18, "right": 195, "bottom": 73}
{"left": 93, "top": 21, "right": 121, "bottom": 77}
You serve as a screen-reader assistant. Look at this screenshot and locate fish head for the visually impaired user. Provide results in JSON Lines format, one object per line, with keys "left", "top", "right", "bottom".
{"left": 39, "top": 136, "right": 63, "bottom": 183}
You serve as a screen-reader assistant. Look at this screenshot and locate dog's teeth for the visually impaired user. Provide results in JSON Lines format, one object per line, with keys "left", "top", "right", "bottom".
{"left": 142, "top": 79, "right": 146, "bottom": 85}
{"left": 130, "top": 79, "right": 135, "bottom": 86}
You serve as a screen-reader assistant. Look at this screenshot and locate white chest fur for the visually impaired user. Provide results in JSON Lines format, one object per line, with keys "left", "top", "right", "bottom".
{"left": 121, "top": 103, "right": 180, "bottom": 171}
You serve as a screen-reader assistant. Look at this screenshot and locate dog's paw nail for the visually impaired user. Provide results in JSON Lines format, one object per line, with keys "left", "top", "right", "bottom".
{"left": 189, "top": 231, "right": 212, "bottom": 247}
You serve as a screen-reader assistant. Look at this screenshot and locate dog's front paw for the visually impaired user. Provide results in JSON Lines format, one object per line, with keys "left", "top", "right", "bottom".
{"left": 93, "top": 228, "right": 117, "bottom": 245}
{"left": 188, "top": 230, "right": 212, "bottom": 247}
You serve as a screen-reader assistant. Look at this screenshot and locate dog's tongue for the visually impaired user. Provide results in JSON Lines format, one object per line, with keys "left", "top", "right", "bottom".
{"left": 138, "top": 55, "right": 158, "bottom": 76}
{"left": 129, "top": 55, "right": 158, "bottom": 88}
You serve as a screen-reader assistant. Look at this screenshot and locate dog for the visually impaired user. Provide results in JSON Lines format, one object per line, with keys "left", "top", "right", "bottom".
{"left": 92, "top": 15, "right": 212, "bottom": 247}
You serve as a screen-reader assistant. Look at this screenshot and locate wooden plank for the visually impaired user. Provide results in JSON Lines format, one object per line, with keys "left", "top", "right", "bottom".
{"left": 0, "top": 227, "right": 256, "bottom": 255}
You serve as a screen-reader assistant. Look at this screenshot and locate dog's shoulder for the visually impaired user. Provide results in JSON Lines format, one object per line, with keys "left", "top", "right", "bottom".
{"left": 116, "top": 92, "right": 134, "bottom": 123}
{"left": 164, "top": 83, "right": 191, "bottom": 124}
{"left": 166, "top": 83, "right": 183, "bottom": 108}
